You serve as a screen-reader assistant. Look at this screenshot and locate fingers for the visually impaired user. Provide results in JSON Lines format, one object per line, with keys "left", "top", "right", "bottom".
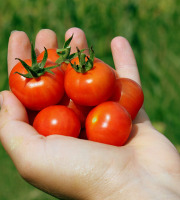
{"left": 35, "top": 29, "right": 58, "bottom": 55}
{"left": 65, "top": 27, "right": 89, "bottom": 54}
{"left": 8, "top": 31, "right": 31, "bottom": 75}
{"left": 34, "top": 28, "right": 89, "bottom": 57}
{"left": 8, "top": 28, "right": 88, "bottom": 76}
{"left": 111, "top": 36, "right": 141, "bottom": 85}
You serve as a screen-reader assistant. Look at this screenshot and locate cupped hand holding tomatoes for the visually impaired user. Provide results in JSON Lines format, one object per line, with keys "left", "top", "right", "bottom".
{"left": 33, "top": 105, "right": 81, "bottom": 137}
{"left": 9, "top": 46, "right": 64, "bottom": 111}
{"left": 64, "top": 48, "right": 116, "bottom": 106}
{"left": 110, "top": 78, "right": 144, "bottom": 120}
{"left": 85, "top": 101, "right": 132, "bottom": 146}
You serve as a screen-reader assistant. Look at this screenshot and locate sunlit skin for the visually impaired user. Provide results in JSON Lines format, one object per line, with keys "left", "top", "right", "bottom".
{"left": 0, "top": 28, "right": 179, "bottom": 200}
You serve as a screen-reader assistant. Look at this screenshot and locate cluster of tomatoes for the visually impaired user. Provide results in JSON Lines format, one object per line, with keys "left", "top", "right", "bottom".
{"left": 9, "top": 35, "right": 144, "bottom": 146}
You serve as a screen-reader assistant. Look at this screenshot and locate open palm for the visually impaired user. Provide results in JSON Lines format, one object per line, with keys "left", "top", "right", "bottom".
{"left": 0, "top": 28, "right": 179, "bottom": 200}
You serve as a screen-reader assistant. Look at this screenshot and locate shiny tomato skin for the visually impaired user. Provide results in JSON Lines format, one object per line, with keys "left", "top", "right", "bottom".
{"left": 33, "top": 105, "right": 81, "bottom": 137}
{"left": 86, "top": 101, "right": 132, "bottom": 146}
{"left": 64, "top": 57, "right": 116, "bottom": 106}
{"left": 9, "top": 59, "right": 64, "bottom": 111}
{"left": 59, "top": 93, "right": 93, "bottom": 128}
{"left": 37, "top": 49, "right": 68, "bottom": 72}
{"left": 110, "top": 78, "right": 144, "bottom": 120}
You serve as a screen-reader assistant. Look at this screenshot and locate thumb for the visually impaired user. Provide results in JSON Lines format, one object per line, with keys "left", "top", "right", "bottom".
{"left": 0, "top": 90, "right": 28, "bottom": 124}
{"left": 0, "top": 90, "right": 39, "bottom": 164}
{"left": 0, "top": 91, "right": 29, "bottom": 144}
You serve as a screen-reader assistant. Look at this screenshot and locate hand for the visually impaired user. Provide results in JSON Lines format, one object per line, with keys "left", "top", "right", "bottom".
{"left": 0, "top": 28, "right": 180, "bottom": 200}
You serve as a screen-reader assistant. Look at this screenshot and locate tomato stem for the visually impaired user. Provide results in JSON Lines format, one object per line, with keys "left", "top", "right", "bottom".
{"left": 55, "top": 34, "right": 86, "bottom": 64}
{"left": 14, "top": 44, "right": 59, "bottom": 78}
{"left": 70, "top": 46, "right": 95, "bottom": 73}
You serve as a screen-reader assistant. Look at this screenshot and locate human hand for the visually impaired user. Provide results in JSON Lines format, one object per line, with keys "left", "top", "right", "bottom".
{"left": 0, "top": 28, "right": 180, "bottom": 200}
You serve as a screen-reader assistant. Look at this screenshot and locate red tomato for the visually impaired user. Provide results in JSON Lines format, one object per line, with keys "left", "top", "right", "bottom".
{"left": 37, "top": 49, "right": 68, "bottom": 72}
{"left": 33, "top": 105, "right": 81, "bottom": 137}
{"left": 9, "top": 59, "right": 64, "bottom": 111}
{"left": 64, "top": 57, "right": 116, "bottom": 106}
{"left": 59, "top": 93, "right": 93, "bottom": 127}
{"left": 110, "top": 78, "right": 144, "bottom": 120}
{"left": 86, "top": 101, "right": 132, "bottom": 146}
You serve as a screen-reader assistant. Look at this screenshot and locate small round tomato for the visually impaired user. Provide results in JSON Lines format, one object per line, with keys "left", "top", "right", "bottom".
{"left": 110, "top": 78, "right": 144, "bottom": 120}
{"left": 59, "top": 93, "right": 93, "bottom": 128}
{"left": 33, "top": 105, "right": 81, "bottom": 137}
{"left": 86, "top": 101, "right": 132, "bottom": 146}
{"left": 64, "top": 49, "right": 116, "bottom": 106}
{"left": 9, "top": 58, "right": 64, "bottom": 111}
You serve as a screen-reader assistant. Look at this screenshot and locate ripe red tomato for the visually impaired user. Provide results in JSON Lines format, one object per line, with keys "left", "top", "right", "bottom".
{"left": 110, "top": 78, "right": 144, "bottom": 120}
{"left": 85, "top": 101, "right": 132, "bottom": 146}
{"left": 64, "top": 56, "right": 116, "bottom": 106}
{"left": 59, "top": 93, "right": 93, "bottom": 128}
{"left": 33, "top": 105, "right": 81, "bottom": 137}
{"left": 37, "top": 49, "right": 68, "bottom": 72}
{"left": 9, "top": 59, "right": 64, "bottom": 111}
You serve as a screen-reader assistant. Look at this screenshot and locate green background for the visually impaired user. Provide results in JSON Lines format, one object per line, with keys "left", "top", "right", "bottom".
{"left": 0, "top": 0, "right": 180, "bottom": 199}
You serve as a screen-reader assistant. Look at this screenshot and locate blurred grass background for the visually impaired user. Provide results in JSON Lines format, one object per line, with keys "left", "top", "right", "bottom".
{"left": 0, "top": 0, "right": 180, "bottom": 199}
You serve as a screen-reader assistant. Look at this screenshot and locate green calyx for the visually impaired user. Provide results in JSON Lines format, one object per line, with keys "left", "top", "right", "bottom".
{"left": 70, "top": 46, "right": 95, "bottom": 73}
{"left": 55, "top": 34, "right": 86, "bottom": 64}
{"left": 15, "top": 44, "right": 59, "bottom": 78}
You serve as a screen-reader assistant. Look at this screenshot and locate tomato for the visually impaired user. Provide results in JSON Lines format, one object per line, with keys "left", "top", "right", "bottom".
{"left": 37, "top": 49, "right": 68, "bottom": 72}
{"left": 85, "top": 101, "right": 132, "bottom": 146}
{"left": 64, "top": 49, "right": 116, "bottom": 106}
{"left": 33, "top": 105, "right": 81, "bottom": 137}
{"left": 59, "top": 93, "right": 93, "bottom": 127}
{"left": 110, "top": 78, "right": 144, "bottom": 120}
{"left": 9, "top": 58, "right": 64, "bottom": 111}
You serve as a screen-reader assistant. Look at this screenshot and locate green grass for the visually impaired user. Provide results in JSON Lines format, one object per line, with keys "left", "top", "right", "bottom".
{"left": 0, "top": 0, "right": 180, "bottom": 199}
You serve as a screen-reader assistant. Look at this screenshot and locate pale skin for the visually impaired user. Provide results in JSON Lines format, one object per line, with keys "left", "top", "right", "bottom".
{"left": 0, "top": 28, "right": 180, "bottom": 200}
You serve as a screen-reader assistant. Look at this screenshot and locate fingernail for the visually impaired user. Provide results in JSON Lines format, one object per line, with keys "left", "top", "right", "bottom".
{"left": 10, "top": 30, "right": 18, "bottom": 35}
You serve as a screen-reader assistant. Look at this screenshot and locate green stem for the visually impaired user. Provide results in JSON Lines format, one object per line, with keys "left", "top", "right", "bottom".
{"left": 55, "top": 34, "right": 87, "bottom": 64}
{"left": 15, "top": 45, "right": 59, "bottom": 78}
{"left": 70, "top": 46, "right": 95, "bottom": 73}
